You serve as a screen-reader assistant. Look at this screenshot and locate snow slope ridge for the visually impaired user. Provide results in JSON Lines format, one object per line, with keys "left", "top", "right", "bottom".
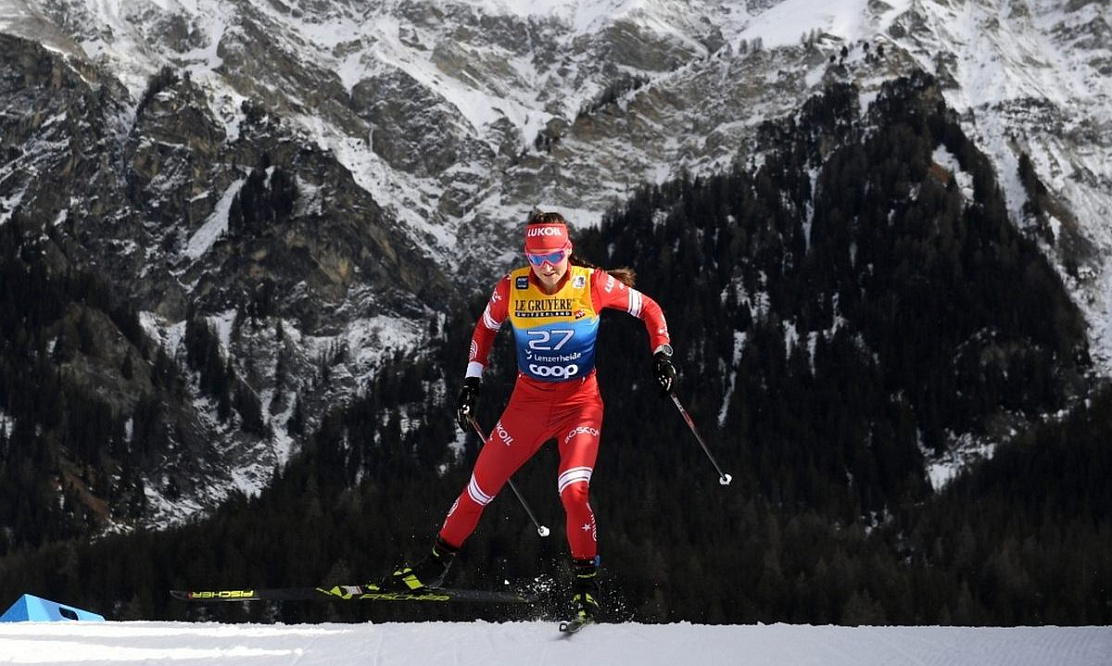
{"left": 0, "top": 621, "right": 1109, "bottom": 666}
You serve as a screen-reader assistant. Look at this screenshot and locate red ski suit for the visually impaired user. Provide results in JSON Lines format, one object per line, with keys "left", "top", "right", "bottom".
{"left": 439, "top": 264, "right": 671, "bottom": 560}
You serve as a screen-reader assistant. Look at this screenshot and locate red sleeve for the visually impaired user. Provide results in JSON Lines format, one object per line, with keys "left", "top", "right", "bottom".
{"left": 466, "top": 274, "right": 511, "bottom": 378}
{"left": 590, "top": 269, "right": 671, "bottom": 352}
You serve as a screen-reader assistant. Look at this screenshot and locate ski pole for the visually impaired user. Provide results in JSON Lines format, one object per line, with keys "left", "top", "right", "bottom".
{"left": 468, "top": 416, "right": 551, "bottom": 537}
{"left": 669, "top": 392, "right": 733, "bottom": 486}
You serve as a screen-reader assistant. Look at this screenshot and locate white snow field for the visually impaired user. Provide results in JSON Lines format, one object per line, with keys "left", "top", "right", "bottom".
{"left": 0, "top": 621, "right": 1109, "bottom": 665}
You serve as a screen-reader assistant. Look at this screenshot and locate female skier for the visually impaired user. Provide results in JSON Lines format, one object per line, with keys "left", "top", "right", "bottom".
{"left": 384, "top": 211, "right": 676, "bottom": 623}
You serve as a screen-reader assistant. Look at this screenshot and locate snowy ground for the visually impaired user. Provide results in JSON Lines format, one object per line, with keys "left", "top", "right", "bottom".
{"left": 0, "top": 621, "right": 1109, "bottom": 665}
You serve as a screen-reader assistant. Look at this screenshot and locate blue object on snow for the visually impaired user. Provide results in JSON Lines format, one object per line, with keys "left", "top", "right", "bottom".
{"left": 0, "top": 594, "right": 105, "bottom": 622}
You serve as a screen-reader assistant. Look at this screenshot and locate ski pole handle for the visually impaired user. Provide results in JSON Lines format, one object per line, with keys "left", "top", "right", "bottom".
{"left": 468, "top": 417, "right": 551, "bottom": 537}
{"left": 669, "top": 392, "right": 733, "bottom": 486}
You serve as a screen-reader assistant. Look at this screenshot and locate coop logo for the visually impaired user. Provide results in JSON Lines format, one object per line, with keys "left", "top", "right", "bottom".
{"left": 526, "top": 227, "right": 564, "bottom": 237}
{"left": 528, "top": 363, "right": 580, "bottom": 379}
{"left": 563, "top": 426, "right": 600, "bottom": 444}
{"left": 494, "top": 420, "right": 514, "bottom": 447}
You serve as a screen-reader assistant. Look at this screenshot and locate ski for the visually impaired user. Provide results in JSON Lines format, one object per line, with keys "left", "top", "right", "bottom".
{"left": 558, "top": 616, "right": 594, "bottom": 634}
{"left": 171, "top": 584, "right": 536, "bottom": 604}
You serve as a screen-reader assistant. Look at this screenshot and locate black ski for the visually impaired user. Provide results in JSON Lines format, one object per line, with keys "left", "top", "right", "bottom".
{"left": 171, "top": 584, "right": 536, "bottom": 604}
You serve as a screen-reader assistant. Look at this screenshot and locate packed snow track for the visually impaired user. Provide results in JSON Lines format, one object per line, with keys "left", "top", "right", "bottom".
{"left": 0, "top": 621, "right": 1109, "bottom": 665}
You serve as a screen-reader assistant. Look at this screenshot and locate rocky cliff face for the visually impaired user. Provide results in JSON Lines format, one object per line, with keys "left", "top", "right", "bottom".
{"left": 0, "top": 28, "right": 456, "bottom": 527}
{"left": 0, "top": 0, "right": 1108, "bottom": 529}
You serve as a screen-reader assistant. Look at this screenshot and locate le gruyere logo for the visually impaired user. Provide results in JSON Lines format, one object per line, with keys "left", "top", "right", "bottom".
{"left": 514, "top": 298, "right": 574, "bottom": 318}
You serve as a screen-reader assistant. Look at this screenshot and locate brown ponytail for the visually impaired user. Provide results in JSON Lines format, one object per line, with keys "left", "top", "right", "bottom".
{"left": 526, "top": 210, "right": 636, "bottom": 288}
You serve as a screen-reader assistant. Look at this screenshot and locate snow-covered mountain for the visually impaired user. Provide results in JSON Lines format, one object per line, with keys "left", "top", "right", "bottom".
{"left": 0, "top": 0, "right": 1108, "bottom": 527}
{"left": 4, "top": 1, "right": 1107, "bottom": 280}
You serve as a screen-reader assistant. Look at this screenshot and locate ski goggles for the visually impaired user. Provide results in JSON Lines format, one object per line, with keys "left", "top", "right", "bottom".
{"left": 526, "top": 247, "right": 569, "bottom": 266}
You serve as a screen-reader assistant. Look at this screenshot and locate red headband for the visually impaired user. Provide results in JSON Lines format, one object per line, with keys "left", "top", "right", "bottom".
{"left": 524, "top": 223, "right": 570, "bottom": 253}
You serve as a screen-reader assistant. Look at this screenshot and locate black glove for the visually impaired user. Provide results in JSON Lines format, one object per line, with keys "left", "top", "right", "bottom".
{"left": 653, "top": 349, "right": 677, "bottom": 395}
{"left": 455, "top": 377, "right": 481, "bottom": 432}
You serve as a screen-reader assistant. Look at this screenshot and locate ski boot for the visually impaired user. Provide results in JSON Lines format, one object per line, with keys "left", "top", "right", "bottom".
{"left": 561, "top": 557, "right": 600, "bottom": 632}
{"left": 381, "top": 538, "right": 457, "bottom": 591}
